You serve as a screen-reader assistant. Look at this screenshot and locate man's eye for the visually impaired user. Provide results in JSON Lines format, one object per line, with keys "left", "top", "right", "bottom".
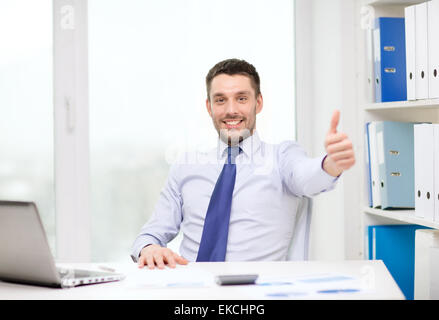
{"left": 238, "top": 96, "right": 248, "bottom": 102}
{"left": 215, "top": 98, "right": 225, "bottom": 103}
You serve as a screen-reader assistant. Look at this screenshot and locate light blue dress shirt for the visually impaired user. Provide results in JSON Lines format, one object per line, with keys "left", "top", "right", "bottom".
{"left": 131, "top": 132, "right": 338, "bottom": 262}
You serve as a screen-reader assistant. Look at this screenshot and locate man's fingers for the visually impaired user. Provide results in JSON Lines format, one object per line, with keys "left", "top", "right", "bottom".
{"left": 153, "top": 253, "right": 165, "bottom": 269}
{"left": 138, "top": 246, "right": 188, "bottom": 270}
{"left": 163, "top": 250, "right": 176, "bottom": 268}
{"left": 146, "top": 254, "right": 155, "bottom": 270}
{"left": 333, "top": 158, "right": 356, "bottom": 170}
{"left": 330, "top": 149, "right": 355, "bottom": 162}
{"left": 329, "top": 110, "right": 340, "bottom": 134}
{"left": 174, "top": 253, "right": 188, "bottom": 265}
{"left": 138, "top": 255, "right": 146, "bottom": 268}
{"left": 325, "top": 132, "right": 347, "bottom": 146}
{"left": 326, "top": 138, "right": 352, "bottom": 154}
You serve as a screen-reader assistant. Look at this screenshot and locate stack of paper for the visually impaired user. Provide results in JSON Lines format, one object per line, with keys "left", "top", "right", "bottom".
{"left": 235, "top": 273, "right": 373, "bottom": 299}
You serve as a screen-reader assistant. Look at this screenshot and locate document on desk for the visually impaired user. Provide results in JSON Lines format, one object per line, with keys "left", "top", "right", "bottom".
{"left": 241, "top": 272, "right": 374, "bottom": 299}
{"left": 124, "top": 264, "right": 215, "bottom": 289}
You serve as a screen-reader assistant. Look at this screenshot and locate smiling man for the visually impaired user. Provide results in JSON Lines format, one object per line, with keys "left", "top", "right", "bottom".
{"left": 206, "top": 68, "right": 262, "bottom": 146}
{"left": 131, "top": 58, "right": 355, "bottom": 269}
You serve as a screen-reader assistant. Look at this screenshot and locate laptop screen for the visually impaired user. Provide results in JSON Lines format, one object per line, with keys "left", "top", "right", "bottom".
{"left": 0, "top": 201, "right": 61, "bottom": 287}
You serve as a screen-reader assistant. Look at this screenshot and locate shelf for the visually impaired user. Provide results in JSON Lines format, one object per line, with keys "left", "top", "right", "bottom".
{"left": 356, "top": 0, "right": 436, "bottom": 259}
{"left": 363, "top": 98, "right": 439, "bottom": 111}
{"left": 365, "top": 0, "right": 425, "bottom": 5}
{"left": 364, "top": 207, "right": 439, "bottom": 229}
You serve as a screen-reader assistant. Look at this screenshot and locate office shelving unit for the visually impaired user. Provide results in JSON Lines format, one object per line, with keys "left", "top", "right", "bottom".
{"left": 357, "top": 0, "right": 439, "bottom": 258}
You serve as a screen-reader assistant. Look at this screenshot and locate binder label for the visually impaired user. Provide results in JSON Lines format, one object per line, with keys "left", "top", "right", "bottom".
{"left": 384, "top": 68, "right": 396, "bottom": 73}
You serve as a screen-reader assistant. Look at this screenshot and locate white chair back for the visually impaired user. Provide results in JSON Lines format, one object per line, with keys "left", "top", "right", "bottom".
{"left": 286, "top": 196, "right": 312, "bottom": 261}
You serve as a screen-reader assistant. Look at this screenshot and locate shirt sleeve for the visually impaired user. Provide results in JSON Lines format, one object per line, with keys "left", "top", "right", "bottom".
{"left": 278, "top": 141, "right": 339, "bottom": 197}
{"left": 130, "top": 162, "right": 183, "bottom": 262}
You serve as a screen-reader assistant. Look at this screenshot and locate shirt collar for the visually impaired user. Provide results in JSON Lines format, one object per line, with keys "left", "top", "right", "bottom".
{"left": 217, "top": 130, "right": 262, "bottom": 160}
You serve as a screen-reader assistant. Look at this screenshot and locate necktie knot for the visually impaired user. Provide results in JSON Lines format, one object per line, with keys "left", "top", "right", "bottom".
{"left": 227, "top": 146, "right": 242, "bottom": 165}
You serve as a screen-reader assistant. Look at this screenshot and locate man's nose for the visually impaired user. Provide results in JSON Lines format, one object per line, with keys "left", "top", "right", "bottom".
{"left": 224, "top": 100, "right": 239, "bottom": 115}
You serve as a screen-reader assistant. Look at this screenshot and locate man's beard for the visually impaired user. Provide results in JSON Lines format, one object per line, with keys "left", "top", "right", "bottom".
{"left": 218, "top": 127, "right": 252, "bottom": 146}
{"left": 212, "top": 106, "right": 257, "bottom": 146}
{"left": 215, "top": 115, "right": 255, "bottom": 146}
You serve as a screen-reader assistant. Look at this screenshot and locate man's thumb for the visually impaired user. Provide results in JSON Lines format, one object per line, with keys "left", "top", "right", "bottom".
{"left": 329, "top": 110, "right": 340, "bottom": 134}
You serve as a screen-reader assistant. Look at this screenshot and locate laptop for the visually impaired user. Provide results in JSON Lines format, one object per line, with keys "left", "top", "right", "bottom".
{"left": 0, "top": 200, "right": 125, "bottom": 288}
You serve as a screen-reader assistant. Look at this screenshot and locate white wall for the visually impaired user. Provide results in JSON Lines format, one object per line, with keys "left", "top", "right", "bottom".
{"left": 296, "top": 0, "right": 361, "bottom": 260}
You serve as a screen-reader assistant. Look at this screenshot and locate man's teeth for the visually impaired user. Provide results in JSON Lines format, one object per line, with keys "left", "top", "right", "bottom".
{"left": 225, "top": 120, "right": 241, "bottom": 125}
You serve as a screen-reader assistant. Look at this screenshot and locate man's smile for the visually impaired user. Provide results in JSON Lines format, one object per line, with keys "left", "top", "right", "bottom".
{"left": 223, "top": 119, "right": 244, "bottom": 129}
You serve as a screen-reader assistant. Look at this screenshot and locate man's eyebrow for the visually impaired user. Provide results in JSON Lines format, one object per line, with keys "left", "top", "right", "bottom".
{"left": 212, "top": 91, "right": 252, "bottom": 97}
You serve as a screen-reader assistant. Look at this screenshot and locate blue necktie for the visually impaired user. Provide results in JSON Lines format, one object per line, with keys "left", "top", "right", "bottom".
{"left": 196, "top": 146, "right": 240, "bottom": 262}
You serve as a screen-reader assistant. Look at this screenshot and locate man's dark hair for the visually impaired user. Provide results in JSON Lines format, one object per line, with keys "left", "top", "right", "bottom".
{"left": 205, "top": 58, "right": 261, "bottom": 101}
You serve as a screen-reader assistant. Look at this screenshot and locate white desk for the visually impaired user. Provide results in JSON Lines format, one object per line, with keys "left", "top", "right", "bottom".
{"left": 0, "top": 260, "right": 404, "bottom": 300}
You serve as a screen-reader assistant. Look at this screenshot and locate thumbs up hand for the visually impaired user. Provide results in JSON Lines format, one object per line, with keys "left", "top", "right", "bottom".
{"left": 323, "top": 110, "right": 355, "bottom": 177}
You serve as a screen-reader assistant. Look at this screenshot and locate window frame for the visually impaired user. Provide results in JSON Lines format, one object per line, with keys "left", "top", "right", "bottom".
{"left": 53, "top": 0, "right": 91, "bottom": 262}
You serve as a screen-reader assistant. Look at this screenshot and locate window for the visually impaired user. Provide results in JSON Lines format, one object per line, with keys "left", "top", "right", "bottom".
{"left": 88, "top": 0, "right": 295, "bottom": 262}
{"left": 0, "top": 1, "right": 55, "bottom": 252}
{"left": 1, "top": 0, "right": 295, "bottom": 262}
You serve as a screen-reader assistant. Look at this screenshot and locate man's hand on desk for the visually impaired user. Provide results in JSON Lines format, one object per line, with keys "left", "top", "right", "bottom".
{"left": 138, "top": 244, "right": 188, "bottom": 269}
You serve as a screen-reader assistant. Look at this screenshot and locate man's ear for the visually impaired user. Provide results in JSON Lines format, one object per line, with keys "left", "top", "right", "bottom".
{"left": 206, "top": 98, "right": 213, "bottom": 117}
{"left": 256, "top": 93, "right": 263, "bottom": 114}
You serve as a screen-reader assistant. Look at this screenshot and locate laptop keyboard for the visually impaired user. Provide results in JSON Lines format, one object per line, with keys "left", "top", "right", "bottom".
{"left": 57, "top": 268, "right": 114, "bottom": 279}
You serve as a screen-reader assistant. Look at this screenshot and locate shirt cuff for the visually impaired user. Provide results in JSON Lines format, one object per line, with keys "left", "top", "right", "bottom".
{"left": 311, "top": 154, "right": 339, "bottom": 194}
{"left": 130, "top": 234, "right": 162, "bottom": 263}
{"left": 321, "top": 154, "right": 342, "bottom": 180}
